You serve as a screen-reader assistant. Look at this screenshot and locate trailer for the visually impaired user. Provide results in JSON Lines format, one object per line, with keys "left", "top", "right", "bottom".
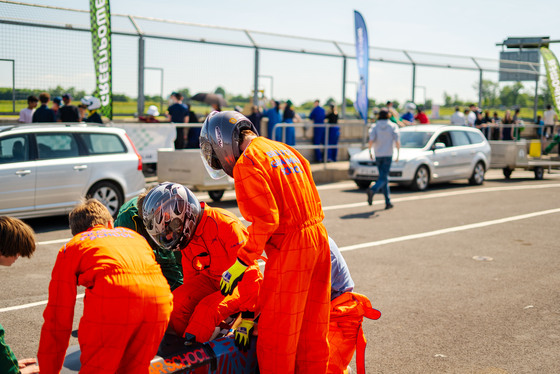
{"left": 157, "top": 149, "right": 234, "bottom": 202}
{"left": 489, "top": 140, "right": 560, "bottom": 180}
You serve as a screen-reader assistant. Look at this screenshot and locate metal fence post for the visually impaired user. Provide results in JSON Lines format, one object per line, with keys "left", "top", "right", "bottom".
{"left": 533, "top": 78, "right": 539, "bottom": 122}
{"left": 404, "top": 51, "right": 416, "bottom": 103}
{"left": 11, "top": 60, "right": 15, "bottom": 113}
{"left": 341, "top": 57, "right": 347, "bottom": 119}
{"left": 472, "top": 58, "right": 483, "bottom": 108}
{"left": 137, "top": 36, "right": 145, "bottom": 116}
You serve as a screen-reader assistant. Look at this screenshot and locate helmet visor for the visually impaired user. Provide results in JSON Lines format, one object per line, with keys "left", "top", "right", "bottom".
{"left": 144, "top": 198, "right": 186, "bottom": 251}
{"left": 200, "top": 142, "right": 227, "bottom": 180}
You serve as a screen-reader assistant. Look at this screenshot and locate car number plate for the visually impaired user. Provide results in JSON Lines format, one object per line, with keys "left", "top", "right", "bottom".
{"left": 358, "top": 167, "right": 378, "bottom": 176}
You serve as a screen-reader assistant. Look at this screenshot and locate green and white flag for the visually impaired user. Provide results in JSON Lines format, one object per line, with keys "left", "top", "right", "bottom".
{"left": 541, "top": 47, "right": 560, "bottom": 115}
{"left": 89, "top": 0, "right": 113, "bottom": 119}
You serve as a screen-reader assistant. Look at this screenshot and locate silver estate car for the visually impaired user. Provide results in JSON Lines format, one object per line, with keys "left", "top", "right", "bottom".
{"left": 349, "top": 125, "right": 491, "bottom": 191}
{"left": 0, "top": 124, "right": 145, "bottom": 219}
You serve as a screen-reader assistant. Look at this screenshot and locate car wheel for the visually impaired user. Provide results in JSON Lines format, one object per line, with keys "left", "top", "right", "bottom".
{"left": 208, "top": 190, "right": 225, "bottom": 202}
{"left": 534, "top": 166, "right": 544, "bottom": 180}
{"left": 502, "top": 167, "right": 513, "bottom": 179}
{"left": 87, "top": 181, "right": 123, "bottom": 218}
{"left": 354, "top": 180, "right": 372, "bottom": 190}
{"left": 469, "top": 162, "right": 485, "bottom": 185}
{"left": 410, "top": 165, "right": 429, "bottom": 191}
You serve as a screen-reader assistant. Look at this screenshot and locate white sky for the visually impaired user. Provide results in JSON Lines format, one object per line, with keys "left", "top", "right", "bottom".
{"left": 2, "top": 0, "right": 560, "bottom": 106}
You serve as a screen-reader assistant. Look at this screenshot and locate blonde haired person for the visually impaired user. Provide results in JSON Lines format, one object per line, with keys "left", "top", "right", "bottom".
{"left": 38, "top": 199, "right": 172, "bottom": 374}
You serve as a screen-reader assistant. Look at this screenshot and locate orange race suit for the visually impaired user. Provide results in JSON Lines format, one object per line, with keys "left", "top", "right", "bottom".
{"left": 170, "top": 202, "right": 262, "bottom": 342}
{"left": 37, "top": 225, "right": 173, "bottom": 374}
{"left": 234, "top": 136, "right": 331, "bottom": 374}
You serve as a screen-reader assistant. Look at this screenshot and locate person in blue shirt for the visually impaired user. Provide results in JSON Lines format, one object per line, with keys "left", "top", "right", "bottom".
{"left": 400, "top": 102, "right": 416, "bottom": 126}
{"left": 281, "top": 100, "right": 298, "bottom": 146}
{"left": 263, "top": 100, "right": 282, "bottom": 140}
{"left": 309, "top": 99, "right": 326, "bottom": 162}
{"left": 166, "top": 92, "right": 189, "bottom": 149}
{"left": 329, "top": 236, "right": 354, "bottom": 300}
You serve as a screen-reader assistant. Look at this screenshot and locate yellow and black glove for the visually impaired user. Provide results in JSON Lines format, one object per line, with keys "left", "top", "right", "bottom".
{"left": 234, "top": 313, "right": 255, "bottom": 352}
{"left": 220, "top": 258, "right": 248, "bottom": 296}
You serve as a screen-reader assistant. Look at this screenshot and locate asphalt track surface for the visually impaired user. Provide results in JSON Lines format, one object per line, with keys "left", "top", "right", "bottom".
{"left": 1, "top": 169, "right": 559, "bottom": 373}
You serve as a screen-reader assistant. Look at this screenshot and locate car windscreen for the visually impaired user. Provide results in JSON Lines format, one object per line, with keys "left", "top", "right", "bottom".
{"left": 399, "top": 131, "right": 434, "bottom": 148}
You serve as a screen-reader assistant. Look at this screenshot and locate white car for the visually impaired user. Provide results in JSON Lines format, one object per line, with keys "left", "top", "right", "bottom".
{"left": 349, "top": 125, "right": 491, "bottom": 191}
{"left": 0, "top": 123, "right": 145, "bottom": 219}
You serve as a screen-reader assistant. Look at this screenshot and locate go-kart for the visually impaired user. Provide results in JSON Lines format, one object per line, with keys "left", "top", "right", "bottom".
{"left": 61, "top": 322, "right": 258, "bottom": 374}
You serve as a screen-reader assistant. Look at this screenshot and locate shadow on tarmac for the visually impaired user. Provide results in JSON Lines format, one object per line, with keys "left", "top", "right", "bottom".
{"left": 23, "top": 215, "right": 70, "bottom": 234}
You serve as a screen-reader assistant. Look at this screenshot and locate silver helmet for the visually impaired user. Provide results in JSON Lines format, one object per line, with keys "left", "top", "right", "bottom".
{"left": 199, "top": 111, "right": 258, "bottom": 178}
{"left": 142, "top": 182, "right": 202, "bottom": 251}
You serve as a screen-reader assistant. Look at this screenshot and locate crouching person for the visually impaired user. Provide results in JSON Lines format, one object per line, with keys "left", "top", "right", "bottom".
{"left": 38, "top": 199, "right": 173, "bottom": 374}
{"left": 328, "top": 237, "right": 381, "bottom": 374}
{"left": 142, "top": 182, "right": 262, "bottom": 344}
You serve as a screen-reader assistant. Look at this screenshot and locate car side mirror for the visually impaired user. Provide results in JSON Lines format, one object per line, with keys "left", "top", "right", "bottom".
{"left": 432, "top": 142, "right": 446, "bottom": 150}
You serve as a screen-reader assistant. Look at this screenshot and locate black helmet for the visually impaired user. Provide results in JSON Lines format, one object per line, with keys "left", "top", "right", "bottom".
{"left": 199, "top": 111, "right": 258, "bottom": 178}
{"left": 142, "top": 182, "right": 202, "bottom": 251}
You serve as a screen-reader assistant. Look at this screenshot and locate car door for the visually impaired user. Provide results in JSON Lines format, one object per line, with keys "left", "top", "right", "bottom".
{"left": 449, "top": 130, "right": 476, "bottom": 176}
{"left": 429, "top": 131, "right": 456, "bottom": 180}
{"left": 0, "top": 134, "right": 36, "bottom": 215}
{"left": 34, "top": 132, "right": 91, "bottom": 212}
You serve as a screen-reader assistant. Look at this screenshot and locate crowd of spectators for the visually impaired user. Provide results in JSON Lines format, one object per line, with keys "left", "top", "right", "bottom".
{"left": 18, "top": 92, "right": 98, "bottom": 124}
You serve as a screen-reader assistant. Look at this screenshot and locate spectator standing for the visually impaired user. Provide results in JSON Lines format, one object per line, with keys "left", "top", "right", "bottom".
{"left": 139, "top": 105, "right": 161, "bottom": 123}
{"left": 466, "top": 104, "right": 477, "bottom": 127}
{"left": 80, "top": 96, "right": 103, "bottom": 124}
{"left": 0, "top": 216, "right": 41, "bottom": 374}
{"left": 325, "top": 104, "right": 340, "bottom": 161}
{"left": 536, "top": 115, "right": 544, "bottom": 137}
{"left": 247, "top": 105, "right": 263, "bottom": 135}
{"left": 166, "top": 92, "right": 189, "bottom": 149}
{"left": 281, "top": 100, "right": 298, "bottom": 146}
{"left": 386, "top": 101, "right": 404, "bottom": 127}
{"left": 543, "top": 104, "right": 557, "bottom": 138}
{"left": 51, "top": 96, "right": 62, "bottom": 120}
{"left": 366, "top": 108, "right": 400, "bottom": 209}
{"left": 414, "top": 107, "right": 430, "bottom": 124}
{"left": 501, "top": 109, "right": 514, "bottom": 140}
{"left": 32, "top": 92, "right": 56, "bottom": 123}
{"left": 57, "top": 94, "right": 80, "bottom": 122}
{"left": 185, "top": 109, "right": 201, "bottom": 149}
{"left": 18, "top": 95, "right": 38, "bottom": 123}
{"left": 491, "top": 111, "right": 501, "bottom": 140}
{"left": 450, "top": 106, "right": 465, "bottom": 125}
{"left": 400, "top": 102, "right": 416, "bottom": 126}
{"left": 309, "top": 99, "right": 327, "bottom": 162}
{"left": 263, "top": 100, "right": 282, "bottom": 140}
{"left": 77, "top": 103, "right": 88, "bottom": 122}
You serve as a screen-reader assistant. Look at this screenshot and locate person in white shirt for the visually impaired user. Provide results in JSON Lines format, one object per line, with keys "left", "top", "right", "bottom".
{"left": 543, "top": 105, "right": 558, "bottom": 138}
{"left": 450, "top": 106, "right": 465, "bottom": 125}
{"left": 18, "top": 95, "right": 38, "bottom": 123}
{"left": 466, "top": 104, "right": 477, "bottom": 127}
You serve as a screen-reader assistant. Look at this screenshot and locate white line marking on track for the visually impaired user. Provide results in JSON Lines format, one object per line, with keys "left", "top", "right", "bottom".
{"left": 324, "top": 183, "right": 560, "bottom": 211}
{"left": 15, "top": 206, "right": 560, "bottom": 314}
{"left": 37, "top": 183, "right": 560, "bottom": 246}
{"left": 338, "top": 208, "right": 560, "bottom": 252}
{"left": 0, "top": 294, "right": 84, "bottom": 313}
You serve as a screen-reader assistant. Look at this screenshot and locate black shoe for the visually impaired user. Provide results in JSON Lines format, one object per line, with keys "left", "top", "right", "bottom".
{"left": 385, "top": 203, "right": 394, "bottom": 210}
{"left": 367, "top": 189, "right": 374, "bottom": 206}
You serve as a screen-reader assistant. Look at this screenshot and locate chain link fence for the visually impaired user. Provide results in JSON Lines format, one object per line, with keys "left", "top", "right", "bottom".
{"left": 0, "top": 0, "right": 545, "bottom": 118}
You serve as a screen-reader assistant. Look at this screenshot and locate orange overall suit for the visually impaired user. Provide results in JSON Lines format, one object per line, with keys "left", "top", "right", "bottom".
{"left": 234, "top": 137, "right": 331, "bottom": 374}
{"left": 37, "top": 226, "right": 173, "bottom": 374}
{"left": 170, "top": 202, "right": 262, "bottom": 342}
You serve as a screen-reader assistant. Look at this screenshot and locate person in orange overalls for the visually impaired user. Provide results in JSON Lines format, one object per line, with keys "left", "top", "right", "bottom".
{"left": 142, "top": 182, "right": 262, "bottom": 345}
{"left": 200, "top": 111, "right": 331, "bottom": 373}
{"left": 37, "top": 199, "right": 173, "bottom": 374}
{"left": 327, "top": 237, "right": 381, "bottom": 374}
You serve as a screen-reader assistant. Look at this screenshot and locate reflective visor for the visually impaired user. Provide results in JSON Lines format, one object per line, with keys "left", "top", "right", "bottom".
{"left": 200, "top": 142, "right": 227, "bottom": 180}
